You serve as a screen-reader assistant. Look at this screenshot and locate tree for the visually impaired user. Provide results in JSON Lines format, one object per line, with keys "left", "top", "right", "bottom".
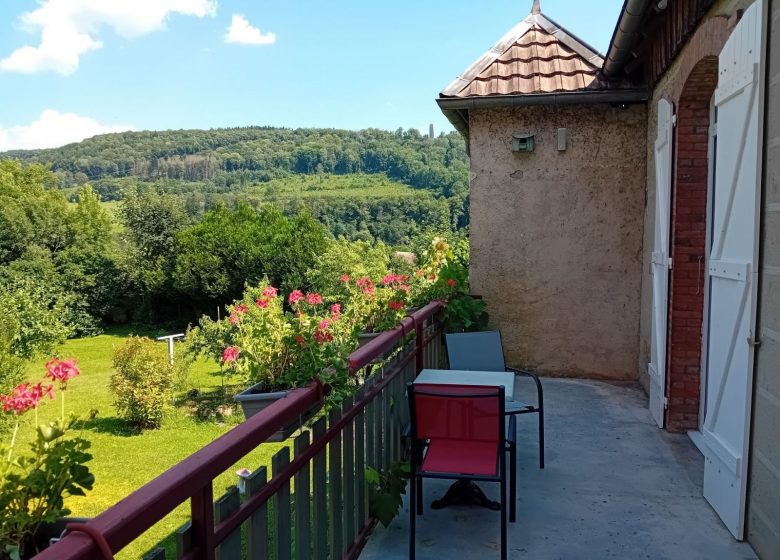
{"left": 174, "top": 204, "right": 330, "bottom": 307}
{"left": 118, "top": 189, "right": 189, "bottom": 308}
{"left": 69, "top": 184, "right": 112, "bottom": 249}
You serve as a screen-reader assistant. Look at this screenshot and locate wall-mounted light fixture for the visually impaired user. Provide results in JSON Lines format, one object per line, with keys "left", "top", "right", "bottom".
{"left": 512, "top": 133, "right": 535, "bottom": 153}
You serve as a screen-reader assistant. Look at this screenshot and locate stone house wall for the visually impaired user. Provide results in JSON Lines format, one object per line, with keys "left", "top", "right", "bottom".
{"left": 468, "top": 103, "right": 646, "bottom": 379}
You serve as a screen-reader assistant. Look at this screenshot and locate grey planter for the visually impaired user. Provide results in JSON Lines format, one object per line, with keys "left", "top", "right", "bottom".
{"left": 31, "top": 517, "right": 91, "bottom": 557}
{"left": 235, "top": 383, "right": 322, "bottom": 442}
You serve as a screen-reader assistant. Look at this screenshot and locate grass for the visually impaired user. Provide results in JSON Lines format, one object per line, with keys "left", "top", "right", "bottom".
{"left": 246, "top": 173, "right": 423, "bottom": 199}
{"left": 18, "top": 326, "right": 288, "bottom": 559}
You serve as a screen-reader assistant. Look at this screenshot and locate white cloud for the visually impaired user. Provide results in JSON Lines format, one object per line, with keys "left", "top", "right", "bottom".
{"left": 0, "top": 0, "right": 217, "bottom": 75}
{"left": 225, "top": 14, "right": 276, "bottom": 46}
{"left": 0, "top": 110, "right": 136, "bottom": 151}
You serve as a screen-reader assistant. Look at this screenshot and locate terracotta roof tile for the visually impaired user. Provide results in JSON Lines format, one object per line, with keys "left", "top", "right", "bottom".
{"left": 440, "top": 9, "right": 627, "bottom": 99}
{"left": 455, "top": 24, "right": 607, "bottom": 97}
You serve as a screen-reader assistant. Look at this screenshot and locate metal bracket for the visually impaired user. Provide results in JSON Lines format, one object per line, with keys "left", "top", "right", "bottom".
{"left": 747, "top": 335, "right": 762, "bottom": 347}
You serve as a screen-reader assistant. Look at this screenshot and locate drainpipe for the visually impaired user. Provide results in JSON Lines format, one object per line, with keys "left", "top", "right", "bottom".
{"left": 603, "top": 0, "right": 654, "bottom": 78}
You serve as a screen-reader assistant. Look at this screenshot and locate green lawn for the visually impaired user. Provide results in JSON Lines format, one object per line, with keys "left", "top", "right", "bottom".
{"left": 20, "top": 327, "right": 287, "bottom": 559}
{"left": 246, "top": 173, "right": 422, "bottom": 199}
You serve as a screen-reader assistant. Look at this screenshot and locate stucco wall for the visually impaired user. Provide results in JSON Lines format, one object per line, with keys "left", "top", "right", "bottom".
{"left": 747, "top": 0, "right": 780, "bottom": 556}
{"left": 468, "top": 103, "right": 646, "bottom": 379}
{"left": 637, "top": 0, "right": 751, "bottom": 392}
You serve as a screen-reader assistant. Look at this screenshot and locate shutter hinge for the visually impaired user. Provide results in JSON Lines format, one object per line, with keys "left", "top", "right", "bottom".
{"left": 668, "top": 257, "right": 673, "bottom": 269}
{"left": 663, "top": 397, "right": 669, "bottom": 409}
{"left": 747, "top": 335, "right": 762, "bottom": 348}
{"left": 672, "top": 114, "right": 677, "bottom": 127}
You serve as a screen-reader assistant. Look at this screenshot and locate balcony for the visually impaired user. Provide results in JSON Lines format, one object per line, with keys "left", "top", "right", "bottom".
{"left": 34, "top": 301, "right": 755, "bottom": 560}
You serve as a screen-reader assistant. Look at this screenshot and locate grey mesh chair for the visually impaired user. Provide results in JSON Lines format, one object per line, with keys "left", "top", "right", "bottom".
{"left": 445, "top": 331, "right": 545, "bottom": 468}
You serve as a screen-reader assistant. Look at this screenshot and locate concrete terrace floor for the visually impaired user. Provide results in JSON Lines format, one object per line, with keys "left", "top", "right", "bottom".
{"left": 361, "top": 378, "right": 758, "bottom": 560}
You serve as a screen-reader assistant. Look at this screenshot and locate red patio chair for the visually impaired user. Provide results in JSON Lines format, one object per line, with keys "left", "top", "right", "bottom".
{"left": 408, "top": 383, "right": 516, "bottom": 560}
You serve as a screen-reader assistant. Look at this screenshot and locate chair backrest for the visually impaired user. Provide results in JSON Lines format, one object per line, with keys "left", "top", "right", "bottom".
{"left": 445, "top": 331, "right": 506, "bottom": 372}
{"left": 408, "top": 383, "right": 504, "bottom": 444}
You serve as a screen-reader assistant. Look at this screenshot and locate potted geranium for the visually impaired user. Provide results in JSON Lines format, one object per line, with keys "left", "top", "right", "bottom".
{"left": 186, "top": 282, "right": 355, "bottom": 441}
{"left": 341, "top": 274, "right": 411, "bottom": 349}
{"left": 0, "top": 359, "right": 94, "bottom": 560}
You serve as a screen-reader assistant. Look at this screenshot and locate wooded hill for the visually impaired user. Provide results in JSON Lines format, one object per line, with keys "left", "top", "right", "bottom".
{"left": 2, "top": 126, "right": 470, "bottom": 241}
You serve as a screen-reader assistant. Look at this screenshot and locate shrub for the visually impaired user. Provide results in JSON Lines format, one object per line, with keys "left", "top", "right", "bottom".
{"left": 111, "top": 337, "right": 181, "bottom": 429}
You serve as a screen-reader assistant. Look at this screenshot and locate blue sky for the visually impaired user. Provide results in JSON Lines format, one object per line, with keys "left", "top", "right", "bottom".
{"left": 0, "top": 0, "right": 624, "bottom": 150}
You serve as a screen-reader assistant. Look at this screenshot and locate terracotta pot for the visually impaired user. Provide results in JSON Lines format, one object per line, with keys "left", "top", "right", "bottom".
{"left": 234, "top": 383, "right": 323, "bottom": 441}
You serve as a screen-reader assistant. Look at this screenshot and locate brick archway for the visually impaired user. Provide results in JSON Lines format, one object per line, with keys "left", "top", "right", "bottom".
{"left": 665, "top": 56, "right": 719, "bottom": 433}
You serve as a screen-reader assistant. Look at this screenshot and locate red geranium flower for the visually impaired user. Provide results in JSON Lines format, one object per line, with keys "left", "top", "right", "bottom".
{"left": 289, "top": 290, "right": 305, "bottom": 304}
{"left": 306, "top": 293, "right": 323, "bottom": 305}
{"left": 314, "top": 329, "right": 334, "bottom": 344}
{"left": 388, "top": 300, "right": 405, "bottom": 311}
{"left": 330, "top": 303, "right": 341, "bottom": 317}
{"left": 447, "top": 279, "right": 458, "bottom": 288}
{"left": 256, "top": 298, "right": 269, "bottom": 309}
{"left": 339, "top": 274, "right": 351, "bottom": 283}
{"left": 229, "top": 313, "right": 241, "bottom": 325}
{"left": 295, "top": 335, "right": 306, "bottom": 346}
{"left": 234, "top": 304, "right": 249, "bottom": 315}
{"left": 45, "top": 358, "right": 80, "bottom": 386}
{"left": 221, "top": 346, "right": 239, "bottom": 364}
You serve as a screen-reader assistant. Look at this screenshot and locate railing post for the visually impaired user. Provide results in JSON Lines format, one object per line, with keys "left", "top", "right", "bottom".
{"left": 415, "top": 318, "right": 424, "bottom": 374}
{"left": 191, "top": 483, "right": 216, "bottom": 560}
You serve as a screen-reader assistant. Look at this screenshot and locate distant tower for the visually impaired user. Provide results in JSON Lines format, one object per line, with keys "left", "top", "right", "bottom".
{"left": 532, "top": 0, "right": 541, "bottom": 14}
{"left": 429, "top": 123, "right": 435, "bottom": 139}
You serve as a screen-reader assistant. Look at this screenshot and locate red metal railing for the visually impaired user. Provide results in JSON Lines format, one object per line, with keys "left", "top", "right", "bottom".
{"left": 34, "top": 301, "right": 445, "bottom": 560}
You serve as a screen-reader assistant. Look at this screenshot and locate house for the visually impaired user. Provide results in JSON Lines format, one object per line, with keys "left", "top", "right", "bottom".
{"left": 438, "top": 0, "right": 779, "bottom": 557}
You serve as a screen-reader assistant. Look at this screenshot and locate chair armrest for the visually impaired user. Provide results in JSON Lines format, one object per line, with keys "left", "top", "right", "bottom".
{"left": 507, "top": 414, "right": 517, "bottom": 445}
{"left": 506, "top": 367, "right": 544, "bottom": 409}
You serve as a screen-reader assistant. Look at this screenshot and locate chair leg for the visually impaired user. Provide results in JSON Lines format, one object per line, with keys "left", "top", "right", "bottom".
{"left": 510, "top": 440, "right": 517, "bottom": 523}
{"left": 538, "top": 407, "right": 545, "bottom": 469}
{"left": 500, "top": 456, "right": 508, "bottom": 560}
{"left": 416, "top": 477, "right": 423, "bottom": 515}
{"left": 410, "top": 475, "right": 417, "bottom": 560}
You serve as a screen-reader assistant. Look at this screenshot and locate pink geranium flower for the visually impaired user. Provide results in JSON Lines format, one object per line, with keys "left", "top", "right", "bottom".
{"left": 339, "top": 274, "right": 351, "bottom": 283}
{"left": 289, "top": 290, "right": 305, "bottom": 304}
{"left": 221, "top": 346, "right": 239, "bottom": 364}
{"left": 234, "top": 304, "right": 249, "bottom": 315}
{"left": 262, "top": 286, "right": 278, "bottom": 299}
{"left": 356, "top": 277, "right": 375, "bottom": 296}
{"left": 1, "top": 382, "right": 53, "bottom": 415}
{"left": 45, "top": 359, "right": 80, "bottom": 387}
{"left": 256, "top": 298, "right": 269, "bottom": 309}
{"left": 330, "top": 303, "right": 341, "bottom": 317}
{"left": 306, "top": 293, "right": 323, "bottom": 305}
{"left": 229, "top": 313, "right": 241, "bottom": 326}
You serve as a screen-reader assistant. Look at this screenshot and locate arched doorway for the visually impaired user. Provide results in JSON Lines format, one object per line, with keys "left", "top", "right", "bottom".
{"left": 665, "top": 57, "right": 719, "bottom": 432}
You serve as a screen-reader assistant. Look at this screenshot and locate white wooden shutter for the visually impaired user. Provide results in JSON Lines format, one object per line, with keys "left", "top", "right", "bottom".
{"left": 648, "top": 98, "right": 674, "bottom": 429}
{"left": 703, "top": 0, "right": 765, "bottom": 540}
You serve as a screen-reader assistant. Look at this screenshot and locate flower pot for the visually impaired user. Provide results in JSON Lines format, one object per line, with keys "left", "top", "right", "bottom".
{"left": 28, "top": 517, "right": 91, "bottom": 557}
{"left": 235, "top": 383, "right": 323, "bottom": 442}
